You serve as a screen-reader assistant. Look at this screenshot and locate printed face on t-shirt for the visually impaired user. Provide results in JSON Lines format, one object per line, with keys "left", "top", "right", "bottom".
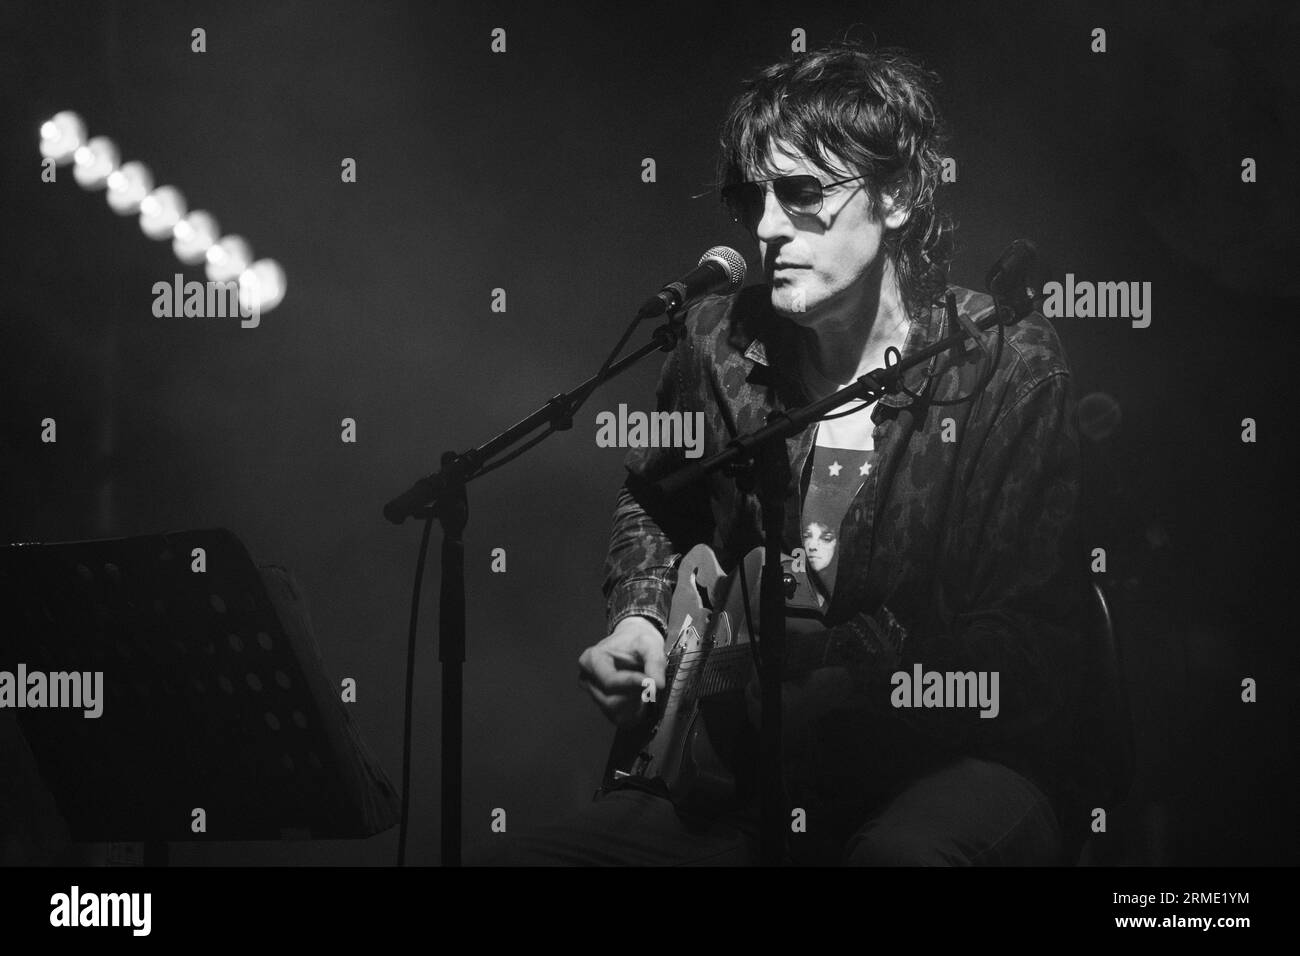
{"left": 803, "top": 521, "right": 837, "bottom": 571}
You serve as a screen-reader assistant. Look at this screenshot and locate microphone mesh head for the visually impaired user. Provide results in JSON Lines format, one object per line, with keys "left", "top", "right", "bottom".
{"left": 699, "top": 246, "right": 747, "bottom": 292}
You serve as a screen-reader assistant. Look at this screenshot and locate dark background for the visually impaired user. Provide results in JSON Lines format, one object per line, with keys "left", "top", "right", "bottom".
{"left": 1, "top": 0, "right": 1296, "bottom": 865}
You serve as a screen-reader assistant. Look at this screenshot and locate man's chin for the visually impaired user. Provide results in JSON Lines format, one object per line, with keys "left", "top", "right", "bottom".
{"left": 770, "top": 286, "right": 817, "bottom": 321}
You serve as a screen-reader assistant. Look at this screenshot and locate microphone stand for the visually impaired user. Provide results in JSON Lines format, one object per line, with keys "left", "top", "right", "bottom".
{"left": 382, "top": 306, "right": 692, "bottom": 866}
{"left": 654, "top": 284, "right": 1035, "bottom": 866}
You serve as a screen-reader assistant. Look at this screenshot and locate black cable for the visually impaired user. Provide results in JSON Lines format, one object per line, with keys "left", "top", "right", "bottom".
{"left": 816, "top": 400, "right": 876, "bottom": 422}
{"left": 813, "top": 295, "right": 1009, "bottom": 423}
{"left": 903, "top": 295, "right": 1007, "bottom": 407}
{"left": 397, "top": 511, "right": 435, "bottom": 866}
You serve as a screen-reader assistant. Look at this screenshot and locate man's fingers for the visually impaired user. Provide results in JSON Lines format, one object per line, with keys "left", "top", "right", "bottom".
{"left": 642, "top": 649, "right": 667, "bottom": 687}
{"left": 577, "top": 627, "right": 668, "bottom": 726}
{"left": 579, "top": 649, "right": 650, "bottom": 695}
{"left": 592, "top": 665, "right": 650, "bottom": 696}
{"left": 579, "top": 678, "right": 619, "bottom": 712}
{"left": 579, "top": 678, "right": 645, "bottom": 727}
{"left": 630, "top": 635, "right": 668, "bottom": 688}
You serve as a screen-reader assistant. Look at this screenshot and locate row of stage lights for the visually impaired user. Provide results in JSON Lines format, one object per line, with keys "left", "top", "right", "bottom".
{"left": 39, "top": 110, "right": 287, "bottom": 315}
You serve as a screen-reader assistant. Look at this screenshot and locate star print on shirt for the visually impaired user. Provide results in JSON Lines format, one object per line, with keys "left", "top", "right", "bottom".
{"left": 828, "top": 462, "right": 842, "bottom": 477}
{"left": 859, "top": 460, "right": 872, "bottom": 476}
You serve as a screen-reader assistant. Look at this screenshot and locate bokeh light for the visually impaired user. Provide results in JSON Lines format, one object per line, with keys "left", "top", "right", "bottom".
{"left": 205, "top": 235, "right": 252, "bottom": 282}
{"left": 39, "top": 111, "right": 86, "bottom": 165}
{"left": 139, "top": 185, "right": 187, "bottom": 239}
{"left": 238, "top": 258, "right": 287, "bottom": 314}
{"left": 173, "top": 210, "right": 220, "bottom": 265}
{"left": 40, "top": 113, "right": 284, "bottom": 298}
{"left": 105, "top": 160, "right": 154, "bottom": 215}
{"left": 72, "top": 135, "right": 119, "bottom": 190}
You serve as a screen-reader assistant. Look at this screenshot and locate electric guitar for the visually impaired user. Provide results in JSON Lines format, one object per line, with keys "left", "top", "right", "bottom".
{"left": 601, "top": 543, "right": 839, "bottom": 814}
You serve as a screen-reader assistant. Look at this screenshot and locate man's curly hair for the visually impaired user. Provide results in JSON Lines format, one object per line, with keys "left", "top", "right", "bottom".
{"left": 715, "top": 41, "right": 956, "bottom": 318}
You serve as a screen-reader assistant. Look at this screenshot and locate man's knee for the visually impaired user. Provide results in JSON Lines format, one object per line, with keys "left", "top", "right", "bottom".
{"left": 843, "top": 824, "right": 969, "bottom": 866}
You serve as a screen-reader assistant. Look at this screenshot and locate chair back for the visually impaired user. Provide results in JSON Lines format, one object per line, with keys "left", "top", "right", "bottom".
{"left": 1082, "top": 579, "right": 1136, "bottom": 808}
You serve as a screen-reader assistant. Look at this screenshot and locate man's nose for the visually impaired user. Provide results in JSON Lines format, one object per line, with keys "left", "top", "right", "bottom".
{"left": 754, "top": 185, "right": 795, "bottom": 241}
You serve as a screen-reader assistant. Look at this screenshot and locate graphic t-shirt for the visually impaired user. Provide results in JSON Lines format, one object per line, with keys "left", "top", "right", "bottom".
{"left": 793, "top": 399, "right": 878, "bottom": 610}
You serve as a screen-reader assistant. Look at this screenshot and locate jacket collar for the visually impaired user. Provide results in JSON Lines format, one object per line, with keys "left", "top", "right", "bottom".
{"left": 739, "top": 291, "right": 952, "bottom": 409}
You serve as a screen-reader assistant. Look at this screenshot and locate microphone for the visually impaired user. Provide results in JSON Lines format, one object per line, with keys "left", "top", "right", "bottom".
{"left": 636, "top": 246, "right": 746, "bottom": 319}
{"left": 984, "top": 238, "right": 1038, "bottom": 299}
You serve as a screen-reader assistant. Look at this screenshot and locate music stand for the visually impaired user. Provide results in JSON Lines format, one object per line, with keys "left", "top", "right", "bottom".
{"left": 0, "top": 528, "right": 399, "bottom": 858}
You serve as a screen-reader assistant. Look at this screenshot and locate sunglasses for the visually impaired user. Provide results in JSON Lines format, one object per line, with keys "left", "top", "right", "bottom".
{"left": 720, "top": 173, "right": 868, "bottom": 229}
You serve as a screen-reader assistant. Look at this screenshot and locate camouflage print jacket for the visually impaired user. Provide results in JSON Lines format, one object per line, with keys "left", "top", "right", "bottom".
{"left": 601, "top": 283, "right": 1092, "bottom": 828}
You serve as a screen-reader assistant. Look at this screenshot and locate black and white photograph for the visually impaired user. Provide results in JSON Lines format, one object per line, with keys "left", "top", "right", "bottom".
{"left": 1, "top": 0, "right": 1295, "bottom": 938}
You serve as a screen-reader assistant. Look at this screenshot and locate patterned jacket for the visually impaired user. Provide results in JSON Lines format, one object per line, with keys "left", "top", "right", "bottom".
{"left": 601, "top": 283, "right": 1092, "bottom": 831}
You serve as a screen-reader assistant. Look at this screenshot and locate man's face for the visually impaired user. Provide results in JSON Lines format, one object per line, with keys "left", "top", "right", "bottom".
{"left": 746, "top": 141, "right": 908, "bottom": 324}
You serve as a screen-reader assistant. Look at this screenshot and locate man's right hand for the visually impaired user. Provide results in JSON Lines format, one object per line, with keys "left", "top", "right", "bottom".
{"left": 577, "top": 616, "right": 667, "bottom": 728}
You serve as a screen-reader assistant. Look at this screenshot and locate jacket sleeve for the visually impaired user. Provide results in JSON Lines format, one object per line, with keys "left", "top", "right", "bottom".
{"left": 601, "top": 329, "right": 716, "bottom": 637}
{"left": 822, "top": 368, "right": 1086, "bottom": 758}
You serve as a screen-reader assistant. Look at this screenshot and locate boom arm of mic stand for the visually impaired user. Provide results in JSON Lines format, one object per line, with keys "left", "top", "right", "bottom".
{"left": 383, "top": 312, "right": 690, "bottom": 524}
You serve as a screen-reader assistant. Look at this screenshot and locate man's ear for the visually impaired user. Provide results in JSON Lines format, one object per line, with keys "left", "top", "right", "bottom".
{"left": 881, "top": 181, "right": 912, "bottom": 230}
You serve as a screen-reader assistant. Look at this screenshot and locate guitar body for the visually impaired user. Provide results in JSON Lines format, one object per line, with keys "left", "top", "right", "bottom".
{"left": 602, "top": 543, "right": 824, "bottom": 814}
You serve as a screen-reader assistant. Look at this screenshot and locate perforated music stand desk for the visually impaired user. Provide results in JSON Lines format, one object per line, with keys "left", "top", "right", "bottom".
{"left": 0, "top": 528, "right": 399, "bottom": 852}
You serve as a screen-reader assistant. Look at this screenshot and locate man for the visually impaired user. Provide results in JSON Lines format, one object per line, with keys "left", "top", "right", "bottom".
{"left": 499, "top": 41, "right": 1090, "bottom": 866}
